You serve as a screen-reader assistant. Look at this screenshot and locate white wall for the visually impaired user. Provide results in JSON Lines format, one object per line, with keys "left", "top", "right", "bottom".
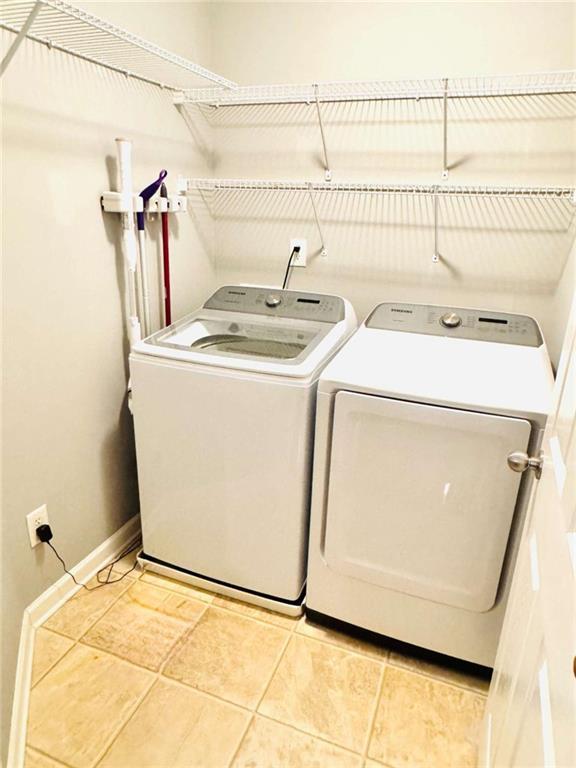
{"left": 1, "top": 3, "right": 216, "bottom": 755}
{"left": 207, "top": 1, "right": 576, "bottom": 365}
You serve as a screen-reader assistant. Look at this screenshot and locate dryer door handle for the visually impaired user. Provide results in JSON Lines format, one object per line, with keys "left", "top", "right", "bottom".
{"left": 507, "top": 451, "right": 543, "bottom": 480}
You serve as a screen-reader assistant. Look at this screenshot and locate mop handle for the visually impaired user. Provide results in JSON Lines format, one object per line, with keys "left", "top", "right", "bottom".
{"left": 160, "top": 182, "right": 172, "bottom": 326}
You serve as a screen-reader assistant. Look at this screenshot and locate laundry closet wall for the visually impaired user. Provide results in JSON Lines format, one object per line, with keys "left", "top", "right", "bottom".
{"left": 1, "top": 3, "right": 216, "bottom": 754}
{"left": 205, "top": 1, "right": 576, "bottom": 366}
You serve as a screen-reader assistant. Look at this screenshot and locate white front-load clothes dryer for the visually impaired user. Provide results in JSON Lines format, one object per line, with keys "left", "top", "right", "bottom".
{"left": 130, "top": 285, "right": 356, "bottom": 615}
{"left": 306, "top": 302, "right": 553, "bottom": 665}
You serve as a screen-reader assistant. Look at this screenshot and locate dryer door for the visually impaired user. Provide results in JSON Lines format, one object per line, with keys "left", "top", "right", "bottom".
{"left": 324, "top": 392, "right": 531, "bottom": 612}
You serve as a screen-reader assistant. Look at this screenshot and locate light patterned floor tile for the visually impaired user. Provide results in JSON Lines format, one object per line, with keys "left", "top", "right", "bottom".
{"left": 163, "top": 606, "right": 288, "bottom": 708}
{"left": 139, "top": 570, "right": 215, "bottom": 602}
{"left": 98, "top": 678, "right": 249, "bottom": 767}
{"left": 31, "top": 628, "right": 74, "bottom": 686}
{"left": 368, "top": 665, "right": 485, "bottom": 768}
{"left": 388, "top": 649, "right": 491, "bottom": 693}
{"left": 259, "top": 634, "right": 382, "bottom": 752}
{"left": 213, "top": 594, "right": 299, "bottom": 630}
{"left": 27, "top": 645, "right": 153, "bottom": 768}
{"left": 82, "top": 581, "right": 207, "bottom": 670}
{"left": 297, "top": 616, "right": 389, "bottom": 660}
{"left": 232, "top": 716, "right": 363, "bottom": 768}
{"left": 24, "top": 748, "right": 67, "bottom": 768}
{"left": 43, "top": 577, "right": 132, "bottom": 640}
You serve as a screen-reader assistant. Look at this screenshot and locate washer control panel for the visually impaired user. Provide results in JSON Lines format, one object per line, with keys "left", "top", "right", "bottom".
{"left": 366, "top": 303, "right": 542, "bottom": 347}
{"left": 204, "top": 286, "right": 345, "bottom": 323}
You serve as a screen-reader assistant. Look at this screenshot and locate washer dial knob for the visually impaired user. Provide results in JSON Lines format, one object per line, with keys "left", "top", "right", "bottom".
{"left": 440, "top": 312, "right": 462, "bottom": 329}
{"left": 265, "top": 294, "right": 282, "bottom": 308}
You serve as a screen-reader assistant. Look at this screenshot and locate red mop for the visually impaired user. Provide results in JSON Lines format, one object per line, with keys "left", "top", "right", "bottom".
{"left": 160, "top": 182, "right": 172, "bottom": 326}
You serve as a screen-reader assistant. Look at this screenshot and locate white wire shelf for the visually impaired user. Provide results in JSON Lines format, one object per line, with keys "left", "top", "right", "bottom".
{"left": 179, "top": 71, "right": 576, "bottom": 106}
{"left": 187, "top": 179, "right": 576, "bottom": 201}
{"left": 0, "top": 0, "right": 236, "bottom": 89}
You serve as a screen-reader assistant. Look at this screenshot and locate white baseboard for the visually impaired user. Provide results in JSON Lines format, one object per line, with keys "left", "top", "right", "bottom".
{"left": 7, "top": 515, "right": 141, "bottom": 768}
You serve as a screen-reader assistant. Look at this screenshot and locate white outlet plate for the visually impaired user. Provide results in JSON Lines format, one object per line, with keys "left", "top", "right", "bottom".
{"left": 290, "top": 238, "right": 307, "bottom": 267}
{"left": 26, "top": 504, "right": 49, "bottom": 548}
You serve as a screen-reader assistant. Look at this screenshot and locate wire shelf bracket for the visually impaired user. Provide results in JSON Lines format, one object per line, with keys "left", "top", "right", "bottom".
{"left": 432, "top": 187, "right": 441, "bottom": 264}
{"left": 313, "top": 84, "right": 332, "bottom": 182}
{"left": 442, "top": 78, "right": 449, "bottom": 180}
{"left": 0, "top": 0, "right": 236, "bottom": 89}
{"left": 306, "top": 184, "right": 328, "bottom": 257}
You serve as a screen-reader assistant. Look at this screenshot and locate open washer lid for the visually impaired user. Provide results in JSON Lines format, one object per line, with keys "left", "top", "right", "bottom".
{"left": 130, "top": 285, "right": 357, "bottom": 378}
{"left": 149, "top": 315, "right": 328, "bottom": 364}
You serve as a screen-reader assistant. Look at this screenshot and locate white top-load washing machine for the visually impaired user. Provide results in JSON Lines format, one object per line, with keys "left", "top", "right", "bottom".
{"left": 130, "top": 285, "right": 356, "bottom": 615}
{"left": 306, "top": 302, "right": 553, "bottom": 665}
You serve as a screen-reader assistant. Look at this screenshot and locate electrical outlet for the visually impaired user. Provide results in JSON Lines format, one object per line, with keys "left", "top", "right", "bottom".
{"left": 26, "top": 504, "right": 49, "bottom": 548}
{"left": 290, "top": 238, "right": 307, "bottom": 267}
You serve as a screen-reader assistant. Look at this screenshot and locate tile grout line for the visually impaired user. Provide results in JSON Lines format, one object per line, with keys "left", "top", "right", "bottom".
{"left": 140, "top": 574, "right": 300, "bottom": 631}
{"left": 226, "top": 612, "right": 300, "bottom": 767}
{"left": 42, "top": 572, "right": 136, "bottom": 644}
{"left": 90, "top": 602, "right": 214, "bottom": 766}
{"left": 256, "top": 710, "right": 366, "bottom": 759}
{"left": 361, "top": 660, "right": 387, "bottom": 762}
{"left": 25, "top": 744, "right": 75, "bottom": 768}
{"left": 30, "top": 637, "right": 76, "bottom": 691}
{"left": 385, "top": 659, "right": 490, "bottom": 698}
{"left": 292, "top": 625, "right": 390, "bottom": 665}
{"left": 88, "top": 671, "right": 157, "bottom": 768}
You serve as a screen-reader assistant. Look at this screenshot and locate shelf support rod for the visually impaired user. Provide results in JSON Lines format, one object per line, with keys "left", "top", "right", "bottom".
{"left": 313, "top": 84, "right": 332, "bottom": 182}
{"left": 1, "top": 0, "right": 43, "bottom": 78}
{"left": 307, "top": 184, "right": 328, "bottom": 257}
{"left": 442, "top": 78, "right": 449, "bottom": 179}
{"left": 432, "top": 186, "right": 441, "bottom": 263}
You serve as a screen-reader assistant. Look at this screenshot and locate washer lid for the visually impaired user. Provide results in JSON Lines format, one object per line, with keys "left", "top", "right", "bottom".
{"left": 148, "top": 315, "right": 327, "bottom": 364}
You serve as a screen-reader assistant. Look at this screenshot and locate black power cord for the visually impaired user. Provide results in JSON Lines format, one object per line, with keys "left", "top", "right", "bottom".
{"left": 281, "top": 245, "right": 300, "bottom": 290}
{"left": 38, "top": 524, "right": 141, "bottom": 592}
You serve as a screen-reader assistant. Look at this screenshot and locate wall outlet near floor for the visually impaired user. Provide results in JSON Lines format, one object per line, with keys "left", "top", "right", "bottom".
{"left": 290, "top": 238, "right": 308, "bottom": 267}
{"left": 26, "top": 504, "right": 49, "bottom": 548}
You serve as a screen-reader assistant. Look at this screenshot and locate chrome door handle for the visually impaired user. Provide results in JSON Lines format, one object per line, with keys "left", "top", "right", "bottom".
{"left": 507, "top": 451, "right": 543, "bottom": 480}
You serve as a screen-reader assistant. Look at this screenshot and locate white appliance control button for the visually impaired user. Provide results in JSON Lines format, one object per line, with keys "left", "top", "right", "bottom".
{"left": 265, "top": 294, "right": 282, "bottom": 308}
{"left": 440, "top": 312, "right": 462, "bottom": 328}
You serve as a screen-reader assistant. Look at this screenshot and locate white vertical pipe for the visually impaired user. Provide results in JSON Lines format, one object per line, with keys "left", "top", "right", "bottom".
{"left": 115, "top": 137, "right": 141, "bottom": 347}
{"left": 137, "top": 229, "right": 151, "bottom": 337}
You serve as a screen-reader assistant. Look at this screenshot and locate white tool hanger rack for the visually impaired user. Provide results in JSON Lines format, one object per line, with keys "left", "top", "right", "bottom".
{"left": 186, "top": 179, "right": 576, "bottom": 262}
{"left": 0, "top": 0, "right": 236, "bottom": 88}
{"left": 179, "top": 71, "right": 576, "bottom": 180}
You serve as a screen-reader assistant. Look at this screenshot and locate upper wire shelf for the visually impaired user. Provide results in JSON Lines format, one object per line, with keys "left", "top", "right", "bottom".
{"left": 187, "top": 178, "right": 576, "bottom": 201}
{"left": 0, "top": 0, "right": 236, "bottom": 89}
{"left": 178, "top": 71, "right": 576, "bottom": 106}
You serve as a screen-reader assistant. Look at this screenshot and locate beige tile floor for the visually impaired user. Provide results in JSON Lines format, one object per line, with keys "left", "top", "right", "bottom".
{"left": 25, "top": 553, "right": 489, "bottom": 768}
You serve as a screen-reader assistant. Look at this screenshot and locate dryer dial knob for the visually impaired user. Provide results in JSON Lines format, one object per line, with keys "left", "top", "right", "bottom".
{"left": 440, "top": 312, "right": 462, "bottom": 328}
{"left": 265, "top": 294, "right": 282, "bottom": 308}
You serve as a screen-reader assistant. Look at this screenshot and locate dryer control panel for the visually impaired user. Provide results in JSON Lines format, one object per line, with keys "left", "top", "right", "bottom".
{"left": 366, "top": 303, "right": 542, "bottom": 347}
{"left": 204, "top": 286, "right": 345, "bottom": 323}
